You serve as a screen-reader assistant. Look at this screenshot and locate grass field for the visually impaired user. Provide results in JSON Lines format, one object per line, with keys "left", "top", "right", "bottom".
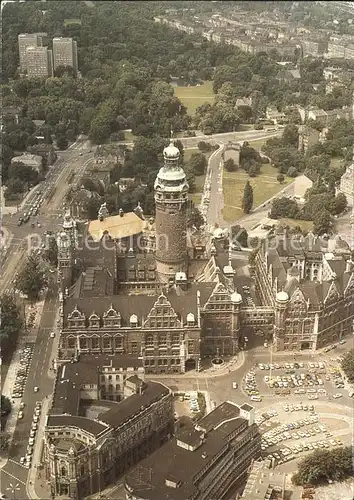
{"left": 278, "top": 218, "right": 313, "bottom": 232}
{"left": 190, "top": 174, "right": 206, "bottom": 205}
{"left": 175, "top": 81, "right": 215, "bottom": 115}
{"left": 64, "top": 18, "right": 82, "bottom": 26}
{"left": 331, "top": 156, "right": 345, "bottom": 169}
{"left": 222, "top": 163, "right": 293, "bottom": 222}
{"left": 247, "top": 137, "right": 269, "bottom": 151}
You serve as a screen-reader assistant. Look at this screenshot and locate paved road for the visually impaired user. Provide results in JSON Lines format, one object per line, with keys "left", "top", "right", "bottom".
{"left": 198, "top": 131, "right": 283, "bottom": 228}
{"left": 1, "top": 141, "right": 94, "bottom": 293}
{"left": 0, "top": 281, "right": 59, "bottom": 499}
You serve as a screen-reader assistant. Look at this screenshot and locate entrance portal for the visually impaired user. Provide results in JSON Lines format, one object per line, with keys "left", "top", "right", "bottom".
{"left": 301, "top": 342, "right": 310, "bottom": 350}
{"left": 185, "top": 359, "right": 196, "bottom": 371}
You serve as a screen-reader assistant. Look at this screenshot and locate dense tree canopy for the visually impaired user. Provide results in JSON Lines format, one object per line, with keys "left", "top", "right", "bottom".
{"left": 15, "top": 254, "right": 48, "bottom": 302}
{"left": 341, "top": 349, "right": 354, "bottom": 382}
{"left": 0, "top": 294, "right": 23, "bottom": 359}
{"left": 292, "top": 447, "right": 353, "bottom": 486}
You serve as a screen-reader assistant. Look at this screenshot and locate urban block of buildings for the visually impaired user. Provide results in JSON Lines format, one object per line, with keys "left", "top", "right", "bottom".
{"left": 53, "top": 138, "right": 354, "bottom": 386}
{"left": 18, "top": 33, "right": 78, "bottom": 77}
{"left": 44, "top": 357, "right": 174, "bottom": 499}
{"left": 125, "top": 401, "right": 261, "bottom": 500}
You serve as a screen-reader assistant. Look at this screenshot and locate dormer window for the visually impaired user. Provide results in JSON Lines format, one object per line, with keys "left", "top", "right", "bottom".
{"left": 67, "top": 307, "right": 86, "bottom": 328}
{"left": 186, "top": 313, "right": 195, "bottom": 326}
{"left": 88, "top": 312, "right": 100, "bottom": 328}
{"left": 103, "top": 306, "right": 121, "bottom": 328}
{"left": 130, "top": 314, "right": 138, "bottom": 327}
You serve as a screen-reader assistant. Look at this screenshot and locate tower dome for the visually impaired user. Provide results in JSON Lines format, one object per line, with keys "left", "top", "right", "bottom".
{"left": 276, "top": 290, "right": 289, "bottom": 302}
{"left": 163, "top": 140, "right": 180, "bottom": 159}
{"left": 231, "top": 291, "right": 242, "bottom": 304}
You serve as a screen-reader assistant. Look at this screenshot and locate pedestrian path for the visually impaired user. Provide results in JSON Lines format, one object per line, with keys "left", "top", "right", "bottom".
{"left": 27, "top": 397, "right": 50, "bottom": 500}
{"left": 150, "top": 351, "right": 246, "bottom": 379}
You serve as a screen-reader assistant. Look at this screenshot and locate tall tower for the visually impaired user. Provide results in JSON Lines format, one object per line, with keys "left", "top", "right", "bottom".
{"left": 154, "top": 140, "right": 189, "bottom": 283}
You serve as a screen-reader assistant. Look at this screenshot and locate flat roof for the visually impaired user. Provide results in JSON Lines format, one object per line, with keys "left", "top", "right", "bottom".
{"left": 125, "top": 405, "right": 251, "bottom": 500}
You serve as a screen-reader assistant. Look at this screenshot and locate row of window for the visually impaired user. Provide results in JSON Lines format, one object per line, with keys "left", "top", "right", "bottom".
{"left": 145, "top": 359, "right": 181, "bottom": 366}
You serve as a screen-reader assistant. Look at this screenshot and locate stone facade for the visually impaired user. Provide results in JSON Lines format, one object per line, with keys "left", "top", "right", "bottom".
{"left": 154, "top": 140, "right": 189, "bottom": 282}
{"left": 44, "top": 374, "right": 174, "bottom": 499}
{"left": 255, "top": 233, "right": 354, "bottom": 351}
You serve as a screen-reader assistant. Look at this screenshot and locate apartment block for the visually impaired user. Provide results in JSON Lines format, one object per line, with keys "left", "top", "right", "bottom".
{"left": 18, "top": 32, "right": 48, "bottom": 72}
{"left": 25, "top": 46, "right": 53, "bottom": 78}
{"left": 52, "top": 37, "right": 78, "bottom": 73}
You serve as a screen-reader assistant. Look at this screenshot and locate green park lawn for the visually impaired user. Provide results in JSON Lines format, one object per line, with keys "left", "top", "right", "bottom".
{"left": 278, "top": 218, "right": 314, "bottom": 232}
{"left": 64, "top": 18, "right": 82, "bottom": 26}
{"left": 175, "top": 81, "right": 215, "bottom": 115}
{"left": 222, "top": 164, "right": 293, "bottom": 222}
{"left": 330, "top": 156, "right": 346, "bottom": 169}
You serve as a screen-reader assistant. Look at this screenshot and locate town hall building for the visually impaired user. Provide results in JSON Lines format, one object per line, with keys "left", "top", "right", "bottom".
{"left": 55, "top": 140, "right": 354, "bottom": 375}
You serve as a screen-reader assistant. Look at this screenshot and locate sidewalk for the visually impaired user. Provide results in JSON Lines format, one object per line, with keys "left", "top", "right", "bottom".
{"left": 27, "top": 397, "right": 51, "bottom": 500}
{"left": 149, "top": 350, "right": 246, "bottom": 380}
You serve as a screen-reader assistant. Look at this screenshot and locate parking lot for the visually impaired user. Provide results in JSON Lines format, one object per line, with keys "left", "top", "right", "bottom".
{"left": 12, "top": 343, "right": 35, "bottom": 399}
{"left": 241, "top": 357, "right": 351, "bottom": 404}
{"left": 255, "top": 400, "right": 352, "bottom": 468}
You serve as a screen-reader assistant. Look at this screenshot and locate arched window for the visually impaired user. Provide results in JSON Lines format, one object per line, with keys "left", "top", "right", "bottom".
{"left": 61, "top": 465, "right": 67, "bottom": 477}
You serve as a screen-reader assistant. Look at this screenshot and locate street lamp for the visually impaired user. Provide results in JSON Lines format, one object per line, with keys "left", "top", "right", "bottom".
{"left": 7, "top": 482, "right": 20, "bottom": 500}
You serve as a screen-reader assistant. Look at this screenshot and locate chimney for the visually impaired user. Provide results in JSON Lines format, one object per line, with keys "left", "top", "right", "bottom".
{"left": 345, "top": 259, "right": 353, "bottom": 273}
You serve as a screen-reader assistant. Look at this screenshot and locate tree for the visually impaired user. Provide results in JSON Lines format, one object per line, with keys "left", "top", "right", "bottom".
{"left": 85, "top": 197, "right": 103, "bottom": 220}
{"left": 197, "top": 141, "right": 212, "bottom": 153}
{"left": 282, "top": 124, "right": 299, "bottom": 147}
{"left": 188, "top": 152, "right": 208, "bottom": 176}
{"left": 0, "top": 432, "right": 10, "bottom": 454}
{"left": 292, "top": 447, "right": 353, "bottom": 486}
{"left": 56, "top": 134, "right": 68, "bottom": 150}
{"left": 287, "top": 166, "right": 298, "bottom": 177}
{"left": 15, "top": 254, "right": 48, "bottom": 302}
{"left": 329, "top": 192, "right": 347, "bottom": 215}
{"left": 313, "top": 209, "right": 332, "bottom": 236}
{"left": 277, "top": 173, "right": 285, "bottom": 184}
{"left": 187, "top": 208, "right": 204, "bottom": 230}
{"left": 341, "top": 349, "right": 354, "bottom": 382}
{"left": 248, "top": 165, "right": 258, "bottom": 177}
{"left": 1, "top": 395, "right": 11, "bottom": 417}
{"left": 242, "top": 181, "right": 253, "bottom": 214}
{"left": 224, "top": 158, "right": 237, "bottom": 172}
{"left": 0, "top": 294, "right": 22, "bottom": 358}
{"left": 44, "top": 236, "right": 58, "bottom": 267}
{"left": 269, "top": 197, "right": 299, "bottom": 219}
{"left": 231, "top": 225, "right": 248, "bottom": 247}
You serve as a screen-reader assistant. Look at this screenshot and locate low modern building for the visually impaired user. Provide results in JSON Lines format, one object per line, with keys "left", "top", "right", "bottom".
{"left": 125, "top": 401, "right": 261, "bottom": 500}
{"left": 44, "top": 359, "right": 174, "bottom": 499}
{"left": 10, "top": 153, "right": 42, "bottom": 172}
{"left": 241, "top": 459, "right": 289, "bottom": 499}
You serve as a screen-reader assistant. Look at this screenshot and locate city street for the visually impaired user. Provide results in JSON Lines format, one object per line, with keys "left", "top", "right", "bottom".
{"left": 0, "top": 280, "right": 59, "bottom": 499}
{"left": 1, "top": 140, "right": 93, "bottom": 294}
